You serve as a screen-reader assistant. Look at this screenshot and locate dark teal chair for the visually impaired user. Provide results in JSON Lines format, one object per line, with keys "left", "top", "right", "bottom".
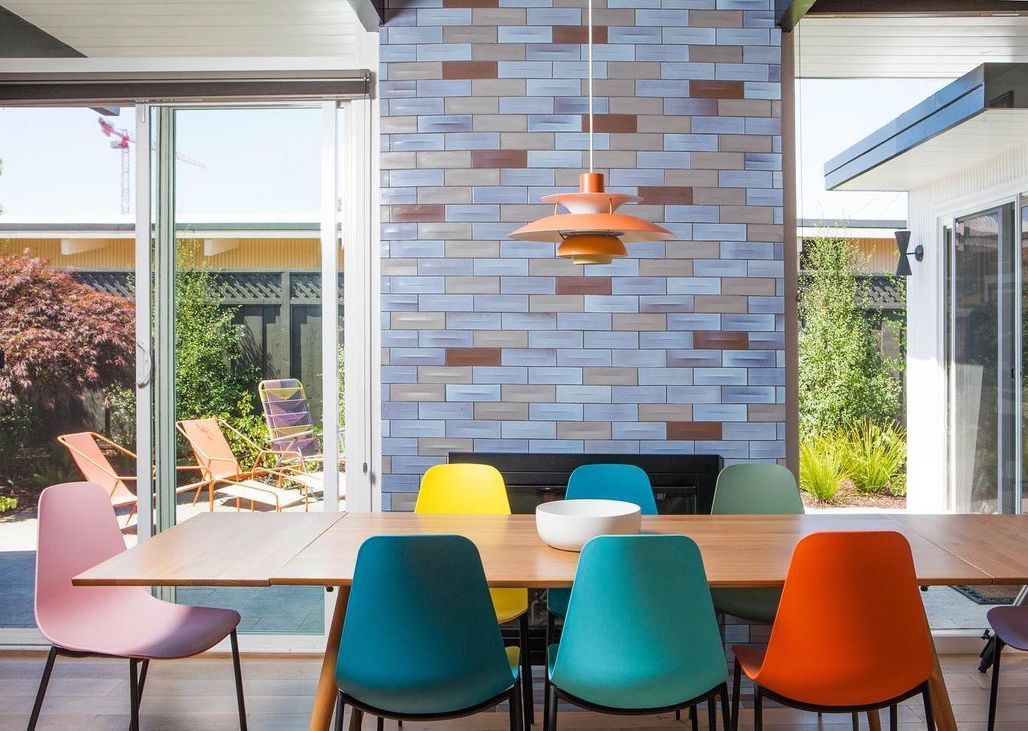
{"left": 546, "top": 464, "right": 658, "bottom": 623}
{"left": 334, "top": 535, "right": 523, "bottom": 731}
{"left": 544, "top": 535, "right": 730, "bottom": 730}
{"left": 710, "top": 463, "right": 803, "bottom": 626}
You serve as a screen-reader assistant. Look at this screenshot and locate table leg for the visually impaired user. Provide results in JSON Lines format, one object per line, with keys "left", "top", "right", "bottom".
{"left": 929, "top": 643, "right": 957, "bottom": 731}
{"left": 310, "top": 586, "right": 350, "bottom": 731}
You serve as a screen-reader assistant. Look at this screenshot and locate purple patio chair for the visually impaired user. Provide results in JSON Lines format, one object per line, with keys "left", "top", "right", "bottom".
{"left": 258, "top": 378, "right": 323, "bottom": 469}
{"left": 30, "top": 482, "right": 246, "bottom": 731}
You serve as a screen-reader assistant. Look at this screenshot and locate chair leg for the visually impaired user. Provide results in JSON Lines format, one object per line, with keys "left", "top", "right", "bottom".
{"left": 922, "top": 684, "right": 935, "bottom": 731}
{"left": 707, "top": 695, "right": 717, "bottom": 731}
{"left": 129, "top": 658, "right": 141, "bottom": 731}
{"left": 230, "top": 629, "right": 248, "bottom": 730}
{"left": 890, "top": 704, "right": 899, "bottom": 730}
{"left": 137, "top": 659, "right": 149, "bottom": 699}
{"left": 676, "top": 709, "right": 682, "bottom": 721}
{"left": 731, "top": 659, "right": 741, "bottom": 731}
{"left": 519, "top": 612, "right": 534, "bottom": 726}
{"left": 690, "top": 704, "right": 698, "bottom": 731}
{"left": 27, "top": 645, "right": 58, "bottom": 731}
{"left": 348, "top": 707, "right": 364, "bottom": 731}
{"left": 334, "top": 694, "right": 345, "bottom": 731}
{"left": 988, "top": 638, "right": 1004, "bottom": 731}
{"left": 508, "top": 686, "right": 521, "bottom": 731}
{"left": 376, "top": 717, "right": 384, "bottom": 731}
{"left": 753, "top": 686, "right": 763, "bottom": 731}
{"left": 545, "top": 682, "right": 558, "bottom": 731}
{"left": 720, "top": 685, "right": 732, "bottom": 731}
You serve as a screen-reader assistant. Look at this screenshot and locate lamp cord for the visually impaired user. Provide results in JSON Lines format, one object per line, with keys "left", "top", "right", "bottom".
{"left": 587, "top": 0, "right": 593, "bottom": 173}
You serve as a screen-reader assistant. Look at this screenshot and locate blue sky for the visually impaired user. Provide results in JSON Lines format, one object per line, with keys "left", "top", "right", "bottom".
{"left": 0, "top": 106, "right": 321, "bottom": 221}
{"left": 0, "top": 81, "right": 952, "bottom": 225}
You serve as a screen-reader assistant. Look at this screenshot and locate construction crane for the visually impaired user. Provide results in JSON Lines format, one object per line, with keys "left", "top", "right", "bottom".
{"left": 98, "top": 117, "right": 206, "bottom": 214}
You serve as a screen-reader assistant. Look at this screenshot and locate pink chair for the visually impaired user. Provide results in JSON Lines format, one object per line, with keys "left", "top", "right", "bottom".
{"left": 30, "top": 482, "right": 247, "bottom": 731}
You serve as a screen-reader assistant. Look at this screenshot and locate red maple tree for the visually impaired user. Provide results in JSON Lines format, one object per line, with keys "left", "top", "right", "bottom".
{"left": 0, "top": 252, "right": 135, "bottom": 411}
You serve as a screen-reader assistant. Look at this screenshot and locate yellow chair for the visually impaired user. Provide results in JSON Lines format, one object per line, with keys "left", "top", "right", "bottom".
{"left": 415, "top": 463, "right": 534, "bottom": 725}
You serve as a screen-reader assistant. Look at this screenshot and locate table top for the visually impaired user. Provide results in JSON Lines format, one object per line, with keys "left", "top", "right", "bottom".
{"left": 74, "top": 511, "right": 346, "bottom": 587}
{"left": 892, "top": 513, "right": 1028, "bottom": 585}
{"left": 75, "top": 511, "right": 1016, "bottom": 589}
{"left": 271, "top": 513, "right": 992, "bottom": 588}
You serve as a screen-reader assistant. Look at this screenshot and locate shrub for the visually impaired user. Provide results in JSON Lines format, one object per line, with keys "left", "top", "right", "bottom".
{"left": 798, "top": 237, "right": 902, "bottom": 438}
{"left": 799, "top": 435, "right": 849, "bottom": 503}
{"left": 841, "top": 420, "right": 906, "bottom": 495}
{"left": 0, "top": 494, "right": 16, "bottom": 514}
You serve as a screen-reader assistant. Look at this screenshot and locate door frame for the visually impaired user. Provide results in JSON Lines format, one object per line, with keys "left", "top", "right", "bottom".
{"left": 940, "top": 193, "right": 1021, "bottom": 515}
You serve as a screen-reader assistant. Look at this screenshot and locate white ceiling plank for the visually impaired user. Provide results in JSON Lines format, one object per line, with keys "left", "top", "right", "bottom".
{"left": 797, "top": 14, "right": 1028, "bottom": 78}
{"left": 3, "top": 0, "right": 363, "bottom": 59}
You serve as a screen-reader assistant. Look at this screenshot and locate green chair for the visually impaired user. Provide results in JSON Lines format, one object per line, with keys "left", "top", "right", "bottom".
{"left": 546, "top": 464, "right": 658, "bottom": 624}
{"left": 710, "top": 463, "right": 803, "bottom": 626}
{"left": 334, "top": 535, "right": 523, "bottom": 731}
{"left": 544, "top": 535, "right": 730, "bottom": 730}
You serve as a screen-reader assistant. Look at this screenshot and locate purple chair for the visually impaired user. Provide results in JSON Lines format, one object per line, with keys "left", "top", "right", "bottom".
{"left": 30, "top": 482, "right": 246, "bottom": 731}
{"left": 986, "top": 605, "right": 1028, "bottom": 730}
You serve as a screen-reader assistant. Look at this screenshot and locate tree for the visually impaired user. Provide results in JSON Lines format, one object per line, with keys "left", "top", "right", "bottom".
{"left": 798, "top": 236, "right": 901, "bottom": 438}
{"left": 0, "top": 252, "right": 135, "bottom": 476}
{"left": 0, "top": 252, "right": 134, "bottom": 412}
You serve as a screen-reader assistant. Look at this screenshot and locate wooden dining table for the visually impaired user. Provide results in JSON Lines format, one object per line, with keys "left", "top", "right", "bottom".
{"left": 74, "top": 510, "right": 1028, "bottom": 731}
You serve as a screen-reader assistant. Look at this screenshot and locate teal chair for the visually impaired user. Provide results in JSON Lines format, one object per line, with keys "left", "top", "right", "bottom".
{"left": 545, "top": 464, "right": 658, "bottom": 627}
{"left": 710, "top": 463, "right": 803, "bottom": 626}
{"left": 544, "top": 535, "right": 730, "bottom": 731}
{"left": 334, "top": 535, "right": 523, "bottom": 731}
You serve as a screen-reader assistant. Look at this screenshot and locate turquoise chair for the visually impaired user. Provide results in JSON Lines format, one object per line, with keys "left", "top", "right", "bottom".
{"left": 545, "top": 535, "right": 730, "bottom": 730}
{"left": 710, "top": 463, "right": 803, "bottom": 626}
{"left": 334, "top": 535, "right": 523, "bottom": 730}
{"left": 545, "top": 464, "right": 658, "bottom": 625}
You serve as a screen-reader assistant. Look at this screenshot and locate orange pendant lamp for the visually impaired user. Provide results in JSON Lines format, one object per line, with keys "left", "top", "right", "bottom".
{"left": 509, "top": 0, "right": 671, "bottom": 265}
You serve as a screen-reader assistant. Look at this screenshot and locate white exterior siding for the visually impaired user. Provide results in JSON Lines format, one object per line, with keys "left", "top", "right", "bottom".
{"left": 906, "top": 142, "right": 1028, "bottom": 512}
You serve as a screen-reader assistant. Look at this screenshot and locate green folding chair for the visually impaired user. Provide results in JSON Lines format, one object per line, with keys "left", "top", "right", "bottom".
{"left": 710, "top": 463, "right": 804, "bottom": 626}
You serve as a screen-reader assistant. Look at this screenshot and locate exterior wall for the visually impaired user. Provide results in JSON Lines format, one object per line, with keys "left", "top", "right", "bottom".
{"left": 378, "top": 0, "right": 784, "bottom": 509}
{"left": 906, "top": 142, "right": 1028, "bottom": 513}
{"left": 1, "top": 237, "right": 322, "bottom": 270}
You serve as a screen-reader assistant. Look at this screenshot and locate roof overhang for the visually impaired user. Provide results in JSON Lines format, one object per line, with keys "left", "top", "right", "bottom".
{"left": 825, "top": 63, "right": 1028, "bottom": 191}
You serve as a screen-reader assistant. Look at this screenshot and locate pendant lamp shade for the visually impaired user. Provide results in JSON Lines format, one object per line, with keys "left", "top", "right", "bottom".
{"left": 510, "top": 173, "right": 672, "bottom": 264}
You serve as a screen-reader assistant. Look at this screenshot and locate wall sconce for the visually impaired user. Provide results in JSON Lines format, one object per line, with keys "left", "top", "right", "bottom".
{"left": 895, "top": 230, "right": 923, "bottom": 277}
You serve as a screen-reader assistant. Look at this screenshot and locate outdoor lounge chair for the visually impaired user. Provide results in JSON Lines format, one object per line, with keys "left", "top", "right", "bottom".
{"left": 176, "top": 417, "right": 310, "bottom": 512}
{"left": 258, "top": 378, "right": 345, "bottom": 500}
{"left": 258, "top": 378, "right": 323, "bottom": 470}
{"left": 57, "top": 432, "right": 205, "bottom": 527}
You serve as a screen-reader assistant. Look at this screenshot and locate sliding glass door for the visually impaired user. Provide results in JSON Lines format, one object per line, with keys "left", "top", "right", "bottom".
{"left": 134, "top": 101, "right": 358, "bottom": 642}
{"left": 949, "top": 203, "right": 1017, "bottom": 514}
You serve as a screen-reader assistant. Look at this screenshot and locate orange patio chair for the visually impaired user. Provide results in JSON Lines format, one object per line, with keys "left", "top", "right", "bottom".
{"left": 57, "top": 432, "right": 205, "bottom": 527}
{"left": 731, "top": 531, "right": 936, "bottom": 730}
{"left": 176, "top": 417, "right": 309, "bottom": 512}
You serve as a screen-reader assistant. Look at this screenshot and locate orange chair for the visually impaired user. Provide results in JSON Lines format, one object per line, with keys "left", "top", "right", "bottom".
{"left": 57, "top": 432, "right": 205, "bottom": 526}
{"left": 731, "top": 531, "right": 935, "bottom": 730}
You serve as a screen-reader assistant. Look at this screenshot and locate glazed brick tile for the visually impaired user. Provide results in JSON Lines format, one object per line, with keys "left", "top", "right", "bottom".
{"left": 381, "top": 0, "right": 783, "bottom": 488}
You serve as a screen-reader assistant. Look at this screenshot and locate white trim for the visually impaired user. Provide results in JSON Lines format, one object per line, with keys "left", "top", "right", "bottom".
{"left": 320, "top": 101, "right": 341, "bottom": 513}
{"left": 134, "top": 102, "right": 153, "bottom": 543}
{"left": 340, "top": 95, "right": 381, "bottom": 514}
{"left": 0, "top": 57, "right": 364, "bottom": 74}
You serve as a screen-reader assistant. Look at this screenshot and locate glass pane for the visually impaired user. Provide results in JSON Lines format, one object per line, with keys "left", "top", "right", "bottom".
{"left": 0, "top": 107, "right": 137, "bottom": 628}
{"left": 169, "top": 107, "right": 325, "bottom": 635}
{"left": 952, "top": 209, "right": 1005, "bottom": 513}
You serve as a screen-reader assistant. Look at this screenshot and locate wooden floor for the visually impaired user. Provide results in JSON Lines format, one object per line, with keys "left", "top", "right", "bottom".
{"left": 2, "top": 651, "right": 1027, "bottom": 730}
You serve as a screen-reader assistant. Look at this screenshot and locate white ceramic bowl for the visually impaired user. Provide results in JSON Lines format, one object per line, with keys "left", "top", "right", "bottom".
{"left": 535, "top": 499, "right": 642, "bottom": 552}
